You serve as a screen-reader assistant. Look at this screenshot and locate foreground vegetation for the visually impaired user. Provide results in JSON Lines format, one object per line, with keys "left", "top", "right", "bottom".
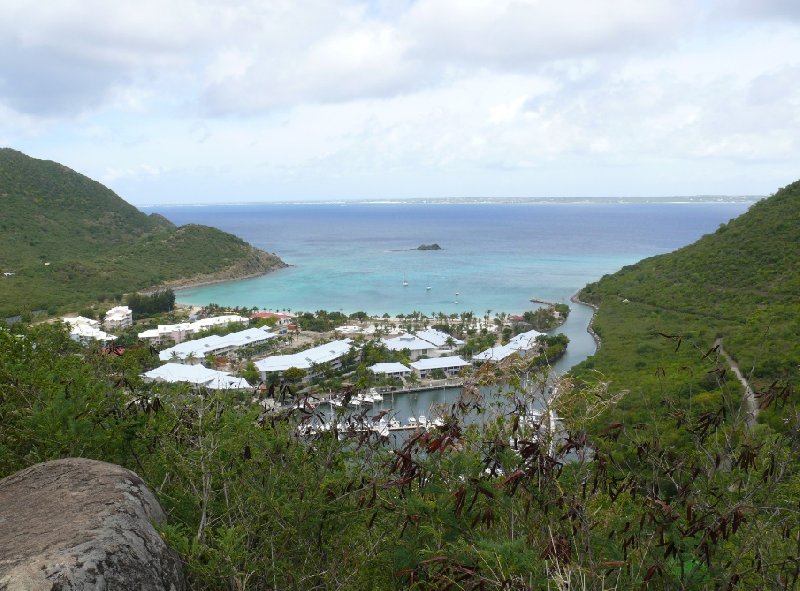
{"left": 2, "top": 320, "right": 798, "bottom": 589}
{"left": 0, "top": 149, "right": 284, "bottom": 317}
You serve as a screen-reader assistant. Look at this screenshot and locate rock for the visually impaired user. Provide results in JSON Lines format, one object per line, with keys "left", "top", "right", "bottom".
{"left": 416, "top": 243, "right": 442, "bottom": 250}
{"left": 0, "top": 458, "right": 184, "bottom": 591}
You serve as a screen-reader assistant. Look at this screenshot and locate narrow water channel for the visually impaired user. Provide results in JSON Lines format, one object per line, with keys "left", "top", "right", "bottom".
{"left": 317, "top": 298, "right": 598, "bottom": 428}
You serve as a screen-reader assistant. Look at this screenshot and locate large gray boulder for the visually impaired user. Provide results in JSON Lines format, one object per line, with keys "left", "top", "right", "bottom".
{"left": 0, "top": 457, "right": 184, "bottom": 590}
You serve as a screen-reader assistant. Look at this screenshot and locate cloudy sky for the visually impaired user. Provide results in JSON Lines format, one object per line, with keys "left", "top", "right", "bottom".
{"left": 1, "top": 0, "right": 799, "bottom": 204}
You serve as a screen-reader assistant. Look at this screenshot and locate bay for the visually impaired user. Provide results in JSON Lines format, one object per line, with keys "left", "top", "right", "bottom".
{"left": 146, "top": 201, "right": 751, "bottom": 317}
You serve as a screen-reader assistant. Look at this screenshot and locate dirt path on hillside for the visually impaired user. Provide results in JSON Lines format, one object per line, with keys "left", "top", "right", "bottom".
{"left": 715, "top": 338, "right": 758, "bottom": 430}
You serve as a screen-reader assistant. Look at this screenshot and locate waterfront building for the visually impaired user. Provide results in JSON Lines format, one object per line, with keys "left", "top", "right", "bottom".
{"left": 410, "top": 356, "right": 470, "bottom": 378}
{"left": 472, "top": 329, "right": 544, "bottom": 363}
{"left": 368, "top": 362, "right": 412, "bottom": 379}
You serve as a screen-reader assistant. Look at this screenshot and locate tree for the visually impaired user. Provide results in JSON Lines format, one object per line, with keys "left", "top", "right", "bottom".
{"left": 241, "top": 360, "right": 259, "bottom": 384}
{"left": 282, "top": 366, "right": 306, "bottom": 384}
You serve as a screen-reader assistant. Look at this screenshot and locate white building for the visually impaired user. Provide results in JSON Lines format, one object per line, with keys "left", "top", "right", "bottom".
{"left": 142, "top": 363, "right": 251, "bottom": 390}
{"left": 414, "top": 328, "right": 464, "bottom": 348}
{"left": 335, "top": 324, "right": 377, "bottom": 336}
{"left": 159, "top": 327, "right": 276, "bottom": 363}
{"left": 382, "top": 329, "right": 463, "bottom": 360}
{"left": 62, "top": 316, "right": 114, "bottom": 344}
{"left": 382, "top": 334, "right": 438, "bottom": 360}
{"left": 368, "top": 362, "right": 412, "bottom": 379}
{"left": 410, "top": 356, "right": 470, "bottom": 379}
{"left": 251, "top": 312, "right": 293, "bottom": 326}
{"left": 255, "top": 339, "right": 354, "bottom": 382}
{"left": 472, "top": 329, "right": 544, "bottom": 363}
{"left": 138, "top": 315, "right": 248, "bottom": 345}
{"left": 104, "top": 306, "right": 132, "bottom": 331}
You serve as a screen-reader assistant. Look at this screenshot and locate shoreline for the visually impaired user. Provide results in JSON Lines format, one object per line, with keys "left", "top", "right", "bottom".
{"left": 570, "top": 291, "right": 601, "bottom": 351}
{"left": 146, "top": 263, "right": 291, "bottom": 295}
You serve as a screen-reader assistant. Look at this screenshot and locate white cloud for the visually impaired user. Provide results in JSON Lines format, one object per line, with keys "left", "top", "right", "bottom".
{"left": 1, "top": 0, "right": 799, "bottom": 201}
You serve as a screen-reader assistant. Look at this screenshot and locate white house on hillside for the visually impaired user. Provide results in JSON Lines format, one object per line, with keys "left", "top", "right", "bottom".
{"left": 159, "top": 326, "right": 276, "bottom": 364}
{"left": 62, "top": 316, "right": 114, "bottom": 344}
{"left": 138, "top": 315, "right": 248, "bottom": 345}
{"left": 104, "top": 306, "right": 132, "bottom": 331}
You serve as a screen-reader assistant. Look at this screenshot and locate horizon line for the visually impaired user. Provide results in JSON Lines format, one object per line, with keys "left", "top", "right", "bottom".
{"left": 137, "top": 194, "right": 764, "bottom": 208}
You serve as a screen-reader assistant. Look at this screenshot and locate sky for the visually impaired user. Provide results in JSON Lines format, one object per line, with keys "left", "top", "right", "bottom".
{"left": 1, "top": 0, "right": 799, "bottom": 205}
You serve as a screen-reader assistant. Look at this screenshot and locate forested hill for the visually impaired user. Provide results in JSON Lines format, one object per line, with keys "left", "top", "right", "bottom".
{"left": 0, "top": 149, "right": 285, "bottom": 316}
{"left": 575, "top": 179, "right": 799, "bottom": 431}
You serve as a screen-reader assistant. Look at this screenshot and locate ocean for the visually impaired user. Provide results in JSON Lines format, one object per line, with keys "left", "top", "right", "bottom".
{"left": 145, "top": 201, "right": 752, "bottom": 317}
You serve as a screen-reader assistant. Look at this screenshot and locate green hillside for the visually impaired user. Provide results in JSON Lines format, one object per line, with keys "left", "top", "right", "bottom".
{"left": 575, "top": 179, "right": 800, "bottom": 433}
{"left": 0, "top": 149, "right": 285, "bottom": 316}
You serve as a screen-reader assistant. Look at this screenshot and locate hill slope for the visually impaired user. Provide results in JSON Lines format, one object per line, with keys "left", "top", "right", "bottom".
{"left": 575, "top": 179, "right": 799, "bottom": 432}
{"left": 0, "top": 149, "right": 285, "bottom": 316}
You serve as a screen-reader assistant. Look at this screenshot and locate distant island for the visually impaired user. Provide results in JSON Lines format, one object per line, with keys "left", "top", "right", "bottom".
{"left": 0, "top": 148, "right": 286, "bottom": 317}
{"left": 416, "top": 243, "right": 442, "bottom": 250}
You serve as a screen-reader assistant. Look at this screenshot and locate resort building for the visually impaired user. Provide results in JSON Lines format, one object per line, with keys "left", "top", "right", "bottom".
{"left": 382, "top": 334, "right": 437, "bottom": 360}
{"left": 251, "top": 312, "right": 293, "bottom": 326}
{"left": 63, "top": 316, "right": 114, "bottom": 344}
{"left": 472, "top": 329, "right": 544, "bottom": 364}
{"left": 138, "top": 315, "right": 248, "bottom": 345}
{"left": 382, "top": 328, "right": 463, "bottom": 360}
{"left": 63, "top": 315, "right": 99, "bottom": 328}
{"left": 159, "top": 327, "right": 276, "bottom": 364}
{"left": 103, "top": 306, "right": 132, "bottom": 331}
{"left": 255, "top": 338, "right": 354, "bottom": 382}
{"left": 335, "top": 324, "right": 377, "bottom": 336}
{"left": 142, "top": 363, "right": 251, "bottom": 390}
{"left": 414, "top": 328, "right": 464, "bottom": 349}
{"left": 368, "top": 362, "right": 412, "bottom": 379}
{"left": 410, "top": 356, "right": 470, "bottom": 379}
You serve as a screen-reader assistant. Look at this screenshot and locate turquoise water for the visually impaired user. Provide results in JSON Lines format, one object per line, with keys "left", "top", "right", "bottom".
{"left": 148, "top": 202, "right": 751, "bottom": 317}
